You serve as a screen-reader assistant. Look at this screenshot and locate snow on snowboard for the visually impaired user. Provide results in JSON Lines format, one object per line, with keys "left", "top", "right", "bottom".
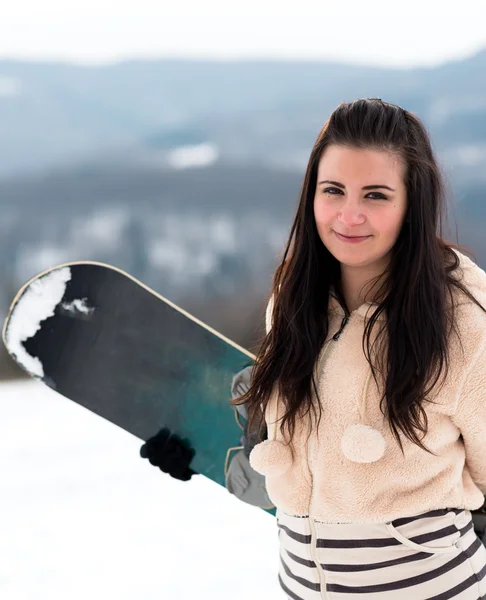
{"left": 2, "top": 261, "right": 276, "bottom": 516}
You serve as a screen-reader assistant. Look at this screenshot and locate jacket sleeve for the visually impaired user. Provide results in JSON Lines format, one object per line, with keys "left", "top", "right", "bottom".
{"left": 451, "top": 338, "right": 486, "bottom": 494}
{"left": 231, "top": 365, "right": 268, "bottom": 457}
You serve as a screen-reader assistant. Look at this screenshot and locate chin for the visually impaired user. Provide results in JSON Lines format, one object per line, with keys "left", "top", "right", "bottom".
{"left": 328, "top": 241, "right": 374, "bottom": 262}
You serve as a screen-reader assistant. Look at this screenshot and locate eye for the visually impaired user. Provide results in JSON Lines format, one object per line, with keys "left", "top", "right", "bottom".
{"left": 322, "top": 187, "right": 387, "bottom": 200}
{"left": 367, "top": 192, "right": 388, "bottom": 200}
{"left": 323, "top": 187, "right": 342, "bottom": 195}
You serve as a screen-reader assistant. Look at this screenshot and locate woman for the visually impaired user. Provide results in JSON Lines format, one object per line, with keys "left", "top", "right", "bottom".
{"left": 231, "top": 98, "right": 486, "bottom": 599}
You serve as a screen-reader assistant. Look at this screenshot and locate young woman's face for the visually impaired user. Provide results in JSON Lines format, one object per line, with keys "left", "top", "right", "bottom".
{"left": 313, "top": 144, "right": 408, "bottom": 270}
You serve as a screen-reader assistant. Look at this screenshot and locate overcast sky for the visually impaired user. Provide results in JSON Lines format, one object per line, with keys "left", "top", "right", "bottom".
{"left": 1, "top": 0, "right": 485, "bottom": 68}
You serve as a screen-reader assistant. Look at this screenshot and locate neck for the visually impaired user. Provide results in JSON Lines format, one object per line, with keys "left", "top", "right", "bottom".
{"left": 339, "top": 264, "right": 387, "bottom": 313}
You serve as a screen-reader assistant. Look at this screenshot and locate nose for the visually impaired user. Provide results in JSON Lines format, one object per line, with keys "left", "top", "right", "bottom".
{"left": 338, "top": 202, "right": 366, "bottom": 226}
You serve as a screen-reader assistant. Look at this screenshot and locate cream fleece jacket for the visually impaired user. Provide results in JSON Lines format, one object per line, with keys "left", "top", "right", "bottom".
{"left": 249, "top": 249, "right": 486, "bottom": 523}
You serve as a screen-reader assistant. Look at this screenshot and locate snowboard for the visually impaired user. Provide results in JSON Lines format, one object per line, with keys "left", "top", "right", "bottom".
{"left": 2, "top": 261, "right": 276, "bottom": 516}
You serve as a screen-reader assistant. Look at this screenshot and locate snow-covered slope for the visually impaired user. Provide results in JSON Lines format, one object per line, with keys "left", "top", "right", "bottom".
{"left": 0, "top": 379, "right": 282, "bottom": 599}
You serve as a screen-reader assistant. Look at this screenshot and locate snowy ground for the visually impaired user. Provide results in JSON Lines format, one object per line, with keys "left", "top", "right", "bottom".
{"left": 0, "top": 380, "right": 283, "bottom": 600}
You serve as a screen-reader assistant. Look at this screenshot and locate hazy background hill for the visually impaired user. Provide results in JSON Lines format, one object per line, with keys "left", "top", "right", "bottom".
{"left": 1, "top": 52, "right": 486, "bottom": 178}
{"left": 1, "top": 50, "right": 486, "bottom": 376}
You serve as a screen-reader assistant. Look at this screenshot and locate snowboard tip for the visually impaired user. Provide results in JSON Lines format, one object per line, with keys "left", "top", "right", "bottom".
{"left": 3, "top": 266, "right": 72, "bottom": 378}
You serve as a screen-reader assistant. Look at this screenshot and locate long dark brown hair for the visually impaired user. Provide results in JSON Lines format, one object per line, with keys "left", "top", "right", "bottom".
{"left": 232, "top": 97, "right": 486, "bottom": 456}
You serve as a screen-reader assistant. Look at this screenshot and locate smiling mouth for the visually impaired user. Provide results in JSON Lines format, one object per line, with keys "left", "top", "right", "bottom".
{"left": 334, "top": 231, "right": 371, "bottom": 239}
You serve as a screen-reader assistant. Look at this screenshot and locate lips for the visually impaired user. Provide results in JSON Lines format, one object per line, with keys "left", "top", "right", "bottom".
{"left": 335, "top": 232, "right": 370, "bottom": 239}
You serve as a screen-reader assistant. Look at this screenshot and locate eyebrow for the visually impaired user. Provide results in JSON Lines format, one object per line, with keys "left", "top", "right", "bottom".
{"left": 318, "top": 179, "right": 395, "bottom": 192}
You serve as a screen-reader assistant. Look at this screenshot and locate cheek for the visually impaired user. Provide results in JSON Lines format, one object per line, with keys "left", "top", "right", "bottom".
{"left": 314, "top": 198, "right": 332, "bottom": 226}
{"left": 376, "top": 210, "right": 405, "bottom": 236}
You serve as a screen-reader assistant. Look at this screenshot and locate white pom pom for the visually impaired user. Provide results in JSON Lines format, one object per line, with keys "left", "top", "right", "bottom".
{"left": 341, "top": 424, "right": 386, "bottom": 463}
{"left": 249, "top": 439, "right": 293, "bottom": 476}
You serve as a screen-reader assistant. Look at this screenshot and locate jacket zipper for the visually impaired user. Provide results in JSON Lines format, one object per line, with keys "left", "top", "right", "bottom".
{"left": 309, "top": 516, "right": 326, "bottom": 597}
{"left": 309, "top": 312, "right": 350, "bottom": 599}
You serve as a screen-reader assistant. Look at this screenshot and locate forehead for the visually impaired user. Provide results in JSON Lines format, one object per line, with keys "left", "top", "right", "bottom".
{"left": 317, "top": 145, "right": 405, "bottom": 182}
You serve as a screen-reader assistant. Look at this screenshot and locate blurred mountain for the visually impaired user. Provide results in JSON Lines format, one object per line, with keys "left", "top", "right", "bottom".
{"left": 0, "top": 51, "right": 485, "bottom": 377}
{"left": 0, "top": 50, "right": 485, "bottom": 179}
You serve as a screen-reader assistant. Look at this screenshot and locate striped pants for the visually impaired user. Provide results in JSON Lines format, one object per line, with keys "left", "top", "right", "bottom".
{"left": 277, "top": 507, "right": 486, "bottom": 599}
